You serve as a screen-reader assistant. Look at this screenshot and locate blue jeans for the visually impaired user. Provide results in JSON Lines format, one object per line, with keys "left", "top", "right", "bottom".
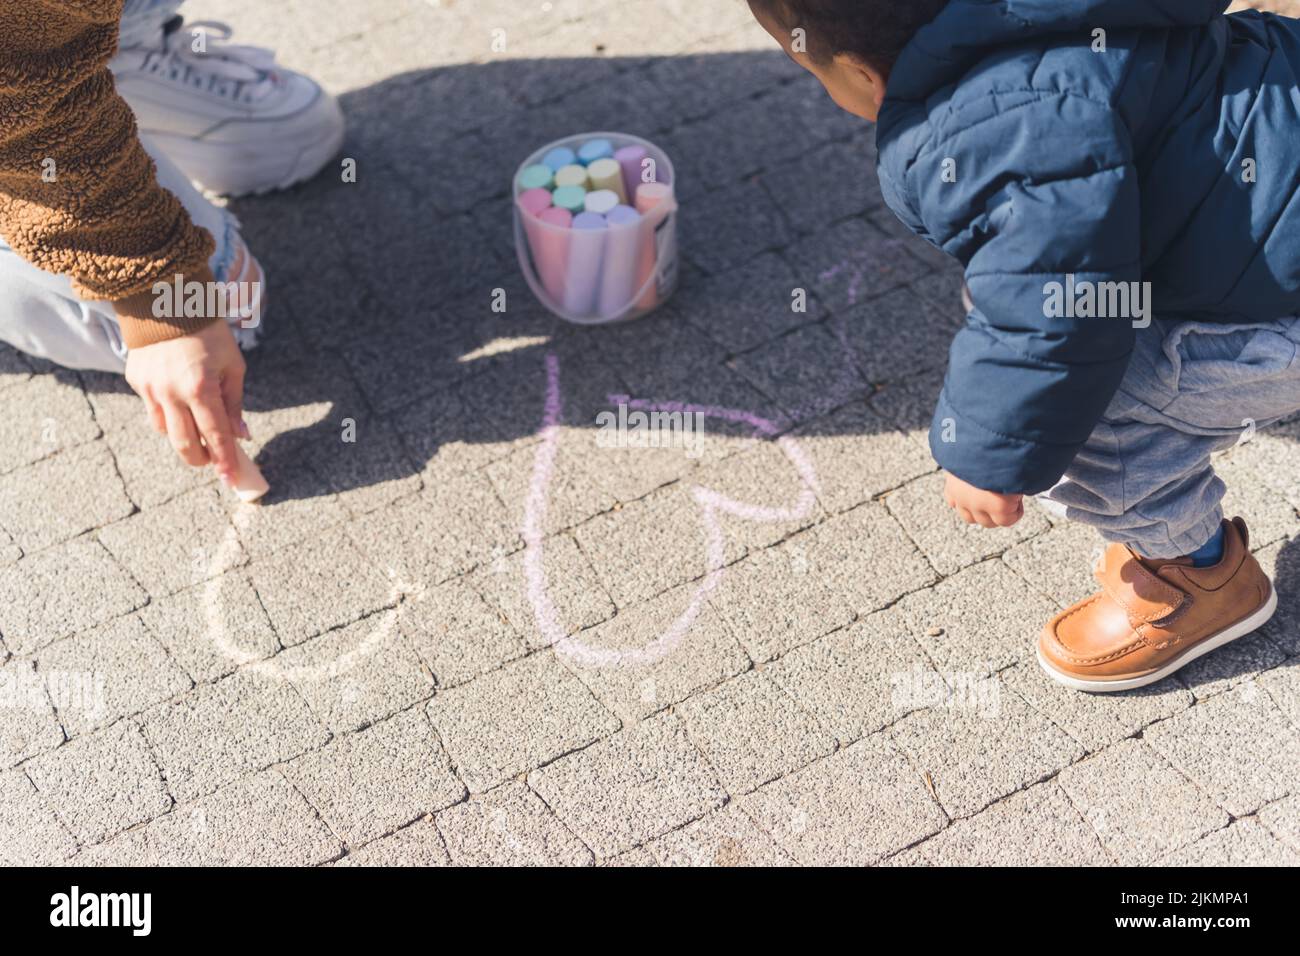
{"left": 1045, "top": 317, "right": 1300, "bottom": 557}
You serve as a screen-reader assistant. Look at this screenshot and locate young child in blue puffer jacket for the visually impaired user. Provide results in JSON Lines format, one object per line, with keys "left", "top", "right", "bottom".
{"left": 748, "top": 0, "right": 1300, "bottom": 692}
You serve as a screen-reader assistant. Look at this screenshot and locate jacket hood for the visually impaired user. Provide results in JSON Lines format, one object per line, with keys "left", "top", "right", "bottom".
{"left": 887, "top": 0, "right": 1233, "bottom": 101}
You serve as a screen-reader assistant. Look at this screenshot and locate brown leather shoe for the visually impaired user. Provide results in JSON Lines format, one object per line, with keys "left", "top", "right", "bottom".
{"left": 1037, "top": 518, "right": 1277, "bottom": 692}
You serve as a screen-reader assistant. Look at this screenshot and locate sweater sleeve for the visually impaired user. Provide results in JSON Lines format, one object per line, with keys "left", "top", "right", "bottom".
{"left": 0, "top": 0, "right": 217, "bottom": 347}
{"left": 910, "top": 92, "right": 1142, "bottom": 495}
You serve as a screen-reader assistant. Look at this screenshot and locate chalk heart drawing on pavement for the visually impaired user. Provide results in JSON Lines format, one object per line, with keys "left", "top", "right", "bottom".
{"left": 526, "top": 352, "right": 824, "bottom": 668}
{"left": 196, "top": 299, "right": 864, "bottom": 678}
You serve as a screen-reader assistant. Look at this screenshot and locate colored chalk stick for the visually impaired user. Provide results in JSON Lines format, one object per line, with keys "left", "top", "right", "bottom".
{"left": 542, "top": 146, "right": 577, "bottom": 172}
{"left": 534, "top": 206, "right": 573, "bottom": 305}
{"left": 563, "top": 211, "right": 607, "bottom": 316}
{"left": 614, "top": 144, "right": 648, "bottom": 203}
{"left": 584, "top": 189, "right": 620, "bottom": 216}
{"left": 231, "top": 444, "right": 269, "bottom": 502}
{"left": 552, "top": 184, "right": 588, "bottom": 214}
{"left": 518, "top": 163, "right": 554, "bottom": 192}
{"left": 553, "top": 164, "right": 589, "bottom": 189}
{"left": 577, "top": 138, "right": 613, "bottom": 165}
{"left": 518, "top": 187, "right": 553, "bottom": 217}
{"left": 585, "top": 157, "right": 628, "bottom": 205}
{"left": 633, "top": 182, "right": 674, "bottom": 310}
{"left": 597, "top": 204, "right": 643, "bottom": 318}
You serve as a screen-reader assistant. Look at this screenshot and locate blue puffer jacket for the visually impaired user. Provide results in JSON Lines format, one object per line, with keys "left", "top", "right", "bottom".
{"left": 876, "top": 0, "right": 1300, "bottom": 494}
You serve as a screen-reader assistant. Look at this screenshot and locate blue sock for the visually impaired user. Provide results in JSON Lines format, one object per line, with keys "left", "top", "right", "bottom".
{"left": 1188, "top": 526, "right": 1225, "bottom": 567}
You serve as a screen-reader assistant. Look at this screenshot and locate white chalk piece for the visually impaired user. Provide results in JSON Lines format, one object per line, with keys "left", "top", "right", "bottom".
{"left": 585, "top": 157, "right": 628, "bottom": 204}
{"left": 231, "top": 444, "right": 269, "bottom": 502}
{"left": 583, "top": 189, "right": 620, "bottom": 216}
{"left": 563, "top": 211, "right": 608, "bottom": 316}
{"left": 597, "top": 205, "right": 643, "bottom": 319}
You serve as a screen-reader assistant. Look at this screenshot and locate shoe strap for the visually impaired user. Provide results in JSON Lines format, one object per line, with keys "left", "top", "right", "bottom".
{"left": 1095, "top": 543, "right": 1188, "bottom": 625}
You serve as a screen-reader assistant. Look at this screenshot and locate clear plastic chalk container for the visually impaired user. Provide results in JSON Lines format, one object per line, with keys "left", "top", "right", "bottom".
{"left": 512, "top": 131, "right": 679, "bottom": 325}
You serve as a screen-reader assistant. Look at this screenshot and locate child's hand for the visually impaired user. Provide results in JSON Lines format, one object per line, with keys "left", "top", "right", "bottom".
{"left": 943, "top": 472, "right": 1024, "bottom": 528}
{"left": 124, "top": 319, "right": 247, "bottom": 487}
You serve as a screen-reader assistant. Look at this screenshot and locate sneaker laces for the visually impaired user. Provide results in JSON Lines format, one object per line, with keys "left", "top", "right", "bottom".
{"left": 137, "top": 17, "right": 281, "bottom": 104}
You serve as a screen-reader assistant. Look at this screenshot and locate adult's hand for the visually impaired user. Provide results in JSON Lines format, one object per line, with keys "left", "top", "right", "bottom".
{"left": 124, "top": 316, "right": 248, "bottom": 486}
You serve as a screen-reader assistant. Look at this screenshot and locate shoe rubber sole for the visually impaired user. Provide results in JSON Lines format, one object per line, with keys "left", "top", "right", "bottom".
{"left": 144, "top": 118, "right": 345, "bottom": 197}
{"left": 1036, "top": 584, "right": 1279, "bottom": 693}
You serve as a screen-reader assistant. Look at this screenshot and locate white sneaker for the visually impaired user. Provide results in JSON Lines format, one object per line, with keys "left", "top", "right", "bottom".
{"left": 111, "top": 17, "right": 345, "bottom": 197}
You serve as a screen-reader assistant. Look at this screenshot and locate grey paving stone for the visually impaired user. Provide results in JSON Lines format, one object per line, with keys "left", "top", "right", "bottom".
{"left": 1178, "top": 630, "right": 1288, "bottom": 698}
{"left": 97, "top": 486, "right": 247, "bottom": 598}
{"left": 101, "top": 422, "right": 216, "bottom": 509}
{"left": 36, "top": 614, "right": 191, "bottom": 737}
{"left": 741, "top": 733, "right": 946, "bottom": 865}
{"left": 905, "top": 559, "right": 1061, "bottom": 677}
{"left": 1144, "top": 683, "right": 1300, "bottom": 817}
{"left": 707, "top": 532, "right": 856, "bottom": 663}
{"left": 77, "top": 770, "right": 341, "bottom": 866}
{"left": 137, "top": 571, "right": 281, "bottom": 683}
{"left": 572, "top": 484, "right": 725, "bottom": 609}
{"left": 761, "top": 136, "right": 886, "bottom": 237}
{"left": 784, "top": 218, "right": 930, "bottom": 315}
{"left": 336, "top": 817, "right": 450, "bottom": 867}
{"left": 302, "top": 414, "right": 422, "bottom": 517}
{"left": 0, "top": 373, "right": 99, "bottom": 476}
{"left": 1257, "top": 793, "right": 1300, "bottom": 852}
{"left": 867, "top": 366, "right": 946, "bottom": 443}
{"left": 602, "top": 846, "right": 658, "bottom": 867}
{"left": 1056, "top": 739, "right": 1230, "bottom": 864}
{"left": 25, "top": 721, "right": 171, "bottom": 846}
{"left": 1258, "top": 661, "right": 1300, "bottom": 726}
{"left": 142, "top": 669, "right": 330, "bottom": 802}
{"left": 729, "top": 323, "right": 869, "bottom": 425}
{"left": 1000, "top": 519, "right": 1101, "bottom": 610}
{"left": 277, "top": 614, "right": 434, "bottom": 733}
{"left": 0, "top": 443, "right": 133, "bottom": 553}
{"left": 797, "top": 503, "right": 938, "bottom": 618}
{"left": 528, "top": 713, "right": 726, "bottom": 859}
{"left": 682, "top": 179, "right": 791, "bottom": 275}
{"left": 1160, "top": 818, "right": 1300, "bottom": 866}
{"left": 835, "top": 286, "right": 963, "bottom": 384}
{"left": 485, "top": 431, "right": 618, "bottom": 538}
{"left": 558, "top": 583, "right": 750, "bottom": 723}
{"left": 888, "top": 686, "right": 1085, "bottom": 819}
{"left": 888, "top": 782, "right": 1110, "bottom": 866}
{"left": 0, "top": 538, "right": 148, "bottom": 656}
{"left": 390, "top": 385, "right": 516, "bottom": 482}
{"left": 225, "top": 453, "right": 352, "bottom": 559}
{"left": 791, "top": 400, "right": 936, "bottom": 515}
{"left": 1254, "top": 540, "right": 1300, "bottom": 656}
{"left": 401, "top": 577, "right": 529, "bottom": 689}
{"left": 0, "top": 343, "right": 33, "bottom": 392}
{"left": 0, "top": 525, "right": 20, "bottom": 567}
{"left": 283, "top": 708, "right": 464, "bottom": 846}
{"left": 437, "top": 782, "right": 591, "bottom": 866}
{"left": 347, "top": 472, "right": 517, "bottom": 591}
{"left": 1215, "top": 451, "right": 1300, "bottom": 550}
{"left": 0, "top": 659, "right": 65, "bottom": 770}
{"left": 766, "top": 608, "right": 946, "bottom": 745}
{"left": 427, "top": 652, "right": 620, "bottom": 793}
{"left": 1001, "top": 660, "right": 1193, "bottom": 752}
{"left": 644, "top": 803, "right": 794, "bottom": 867}
{"left": 250, "top": 523, "right": 394, "bottom": 646}
{"left": 0, "top": 769, "right": 76, "bottom": 864}
{"left": 678, "top": 670, "right": 837, "bottom": 795}
{"left": 673, "top": 253, "right": 823, "bottom": 355}
{"left": 473, "top": 532, "right": 617, "bottom": 651}
{"left": 886, "top": 472, "right": 1051, "bottom": 576}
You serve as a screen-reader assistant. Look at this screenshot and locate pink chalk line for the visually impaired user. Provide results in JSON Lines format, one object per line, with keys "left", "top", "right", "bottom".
{"left": 524, "top": 353, "right": 821, "bottom": 668}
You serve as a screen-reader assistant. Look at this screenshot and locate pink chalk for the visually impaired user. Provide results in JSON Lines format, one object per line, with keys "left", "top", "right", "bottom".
{"left": 231, "top": 444, "right": 269, "bottom": 502}
{"left": 633, "top": 182, "right": 674, "bottom": 311}
{"left": 518, "top": 187, "right": 552, "bottom": 217}
{"left": 534, "top": 206, "right": 573, "bottom": 305}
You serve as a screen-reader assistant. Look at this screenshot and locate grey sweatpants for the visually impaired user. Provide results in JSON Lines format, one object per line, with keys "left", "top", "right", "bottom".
{"left": 1045, "top": 316, "right": 1300, "bottom": 558}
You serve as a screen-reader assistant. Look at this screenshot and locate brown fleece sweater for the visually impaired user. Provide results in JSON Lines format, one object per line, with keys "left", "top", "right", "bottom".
{"left": 0, "top": 0, "right": 218, "bottom": 348}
